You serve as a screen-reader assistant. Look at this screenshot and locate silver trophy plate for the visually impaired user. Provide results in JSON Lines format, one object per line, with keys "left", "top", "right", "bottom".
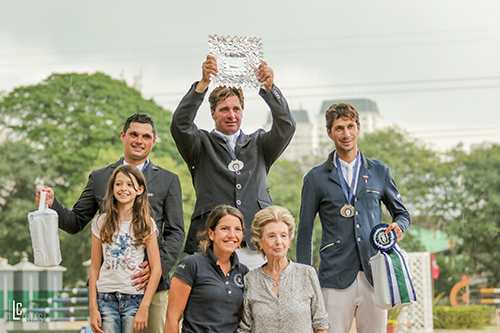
{"left": 208, "top": 35, "right": 264, "bottom": 89}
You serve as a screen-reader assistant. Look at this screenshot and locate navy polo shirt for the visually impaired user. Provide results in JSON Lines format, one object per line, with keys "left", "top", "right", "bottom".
{"left": 173, "top": 247, "right": 249, "bottom": 333}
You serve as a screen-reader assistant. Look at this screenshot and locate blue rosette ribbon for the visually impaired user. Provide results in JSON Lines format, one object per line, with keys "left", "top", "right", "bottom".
{"left": 370, "top": 224, "right": 397, "bottom": 252}
{"left": 370, "top": 224, "right": 416, "bottom": 307}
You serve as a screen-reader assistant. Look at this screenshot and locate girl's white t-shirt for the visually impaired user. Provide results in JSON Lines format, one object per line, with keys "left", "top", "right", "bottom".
{"left": 91, "top": 214, "right": 157, "bottom": 295}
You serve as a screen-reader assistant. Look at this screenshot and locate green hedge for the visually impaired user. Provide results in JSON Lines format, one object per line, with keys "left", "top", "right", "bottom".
{"left": 433, "top": 305, "right": 495, "bottom": 329}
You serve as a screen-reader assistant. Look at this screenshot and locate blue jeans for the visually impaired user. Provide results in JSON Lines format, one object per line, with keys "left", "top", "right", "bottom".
{"left": 97, "top": 292, "right": 144, "bottom": 333}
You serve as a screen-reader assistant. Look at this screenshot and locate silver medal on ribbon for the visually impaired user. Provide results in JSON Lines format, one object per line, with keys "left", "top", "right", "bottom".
{"left": 228, "top": 159, "right": 244, "bottom": 172}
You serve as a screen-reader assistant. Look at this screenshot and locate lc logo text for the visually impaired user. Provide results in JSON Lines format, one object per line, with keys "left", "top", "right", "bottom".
{"left": 12, "top": 300, "right": 23, "bottom": 320}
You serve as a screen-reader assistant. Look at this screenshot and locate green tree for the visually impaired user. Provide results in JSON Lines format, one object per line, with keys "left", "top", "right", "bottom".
{"left": 0, "top": 72, "right": 185, "bottom": 285}
{"left": 0, "top": 140, "right": 44, "bottom": 266}
{"left": 433, "top": 252, "right": 476, "bottom": 304}
{"left": 0, "top": 72, "right": 181, "bottom": 203}
{"left": 358, "top": 127, "right": 447, "bottom": 218}
{"left": 267, "top": 159, "right": 307, "bottom": 261}
{"left": 444, "top": 144, "right": 500, "bottom": 286}
{"left": 356, "top": 127, "right": 460, "bottom": 253}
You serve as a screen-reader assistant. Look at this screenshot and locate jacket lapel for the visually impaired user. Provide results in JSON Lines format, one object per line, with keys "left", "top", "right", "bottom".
{"left": 235, "top": 132, "right": 251, "bottom": 156}
{"left": 110, "top": 160, "right": 121, "bottom": 171}
{"left": 326, "top": 151, "right": 341, "bottom": 186}
{"left": 142, "top": 160, "right": 158, "bottom": 184}
{"left": 209, "top": 131, "right": 232, "bottom": 156}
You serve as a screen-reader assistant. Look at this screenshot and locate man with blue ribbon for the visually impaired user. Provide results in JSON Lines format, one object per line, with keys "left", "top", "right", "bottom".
{"left": 296, "top": 102, "right": 410, "bottom": 332}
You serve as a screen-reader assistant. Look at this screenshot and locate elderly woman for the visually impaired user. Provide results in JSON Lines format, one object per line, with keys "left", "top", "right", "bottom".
{"left": 237, "top": 206, "right": 329, "bottom": 333}
{"left": 165, "top": 204, "right": 249, "bottom": 333}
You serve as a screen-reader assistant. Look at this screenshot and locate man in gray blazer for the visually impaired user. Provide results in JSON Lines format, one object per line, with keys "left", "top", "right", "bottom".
{"left": 296, "top": 103, "right": 410, "bottom": 333}
{"left": 36, "top": 113, "right": 184, "bottom": 333}
{"left": 171, "top": 55, "right": 295, "bottom": 268}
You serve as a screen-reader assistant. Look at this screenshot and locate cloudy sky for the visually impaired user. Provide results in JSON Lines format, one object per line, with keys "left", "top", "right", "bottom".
{"left": 2, "top": 0, "right": 500, "bottom": 151}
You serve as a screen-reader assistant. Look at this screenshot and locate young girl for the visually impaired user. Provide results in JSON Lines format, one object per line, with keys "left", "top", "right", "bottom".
{"left": 89, "top": 165, "right": 161, "bottom": 333}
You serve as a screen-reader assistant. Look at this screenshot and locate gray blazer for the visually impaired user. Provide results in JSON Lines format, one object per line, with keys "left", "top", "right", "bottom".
{"left": 171, "top": 82, "right": 295, "bottom": 253}
{"left": 296, "top": 151, "right": 410, "bottom": 289}
{"left": 52, "top": 159, "right": 185, "bottom": 291}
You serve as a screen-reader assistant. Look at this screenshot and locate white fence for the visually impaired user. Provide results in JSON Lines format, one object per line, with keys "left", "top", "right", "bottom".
{"left": 398, "top": 252, "right": 434, "bottom": 333}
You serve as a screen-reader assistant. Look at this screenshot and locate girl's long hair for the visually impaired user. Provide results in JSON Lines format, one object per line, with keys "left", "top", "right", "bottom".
{"left": 100, "top": 165, "right": 152, "bottom": 246}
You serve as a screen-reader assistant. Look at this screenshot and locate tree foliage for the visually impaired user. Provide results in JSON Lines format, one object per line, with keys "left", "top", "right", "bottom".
{"left": 267, "top": 159, "right": 306, "bottom": 261}
{"left": 358, "top": 127, "right": 448, "bottom": 219}
{"left": 348, "top": 127, "right": 441, "bottom": 250}
{"left": 0, "top": 140, "right": 44, "bottom": 265}
{"left": 0, "top": 72, "right": 181, "bottom": 203}
{"left": 0, "top": 72, "right": 183, "bottom": 285}
{"left": 443, "top": 144, "right": 500, "bottom": 285}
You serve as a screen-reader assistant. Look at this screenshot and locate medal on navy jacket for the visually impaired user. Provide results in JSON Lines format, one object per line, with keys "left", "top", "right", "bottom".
{"left": 340, "top": 204, "right": 355, "bottom": 218}
{"left": 336, "top": 152, "right": 360, "bottom": 218}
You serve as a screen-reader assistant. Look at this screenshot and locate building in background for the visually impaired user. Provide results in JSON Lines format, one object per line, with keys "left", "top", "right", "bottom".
{"left": 263, "top": 109, "right": 313, "bottom": 161}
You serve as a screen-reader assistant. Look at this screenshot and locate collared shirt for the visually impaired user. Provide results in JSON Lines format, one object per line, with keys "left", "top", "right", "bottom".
{"left": 122, "top": 157, "right": 149, "bottom": 172}
{"left": 333, "top": 152, "right": 360, "bottom": 193}
{"left": 173, "top": 247, "right": 249, "bottom": 333}
{"left": 213, "top": 129, "right": 241, "bottom": 151}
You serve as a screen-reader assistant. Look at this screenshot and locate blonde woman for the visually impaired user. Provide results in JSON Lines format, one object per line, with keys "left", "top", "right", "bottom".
{"left": 238, "top": 206, "right": 329, "bottom": 333}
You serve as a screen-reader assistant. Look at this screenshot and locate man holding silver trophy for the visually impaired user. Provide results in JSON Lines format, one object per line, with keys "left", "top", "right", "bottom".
{"left": 171, "top": 36, "right": 295, "bottom": 268}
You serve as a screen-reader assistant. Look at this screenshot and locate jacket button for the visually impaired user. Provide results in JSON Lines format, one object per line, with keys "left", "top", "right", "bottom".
{"left": 356, "top": 224, "right": 360, "bottom": 228}
{"left": 236, "top": 200, "right": 241, "bottom": 206}
{"left": 357, "top": 237, "right": 361, "bottom": 242}
{"left": 236, "top": 184, "right": 242, "bottom": 189}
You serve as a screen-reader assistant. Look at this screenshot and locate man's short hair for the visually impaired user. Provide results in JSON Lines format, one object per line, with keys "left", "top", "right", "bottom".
{"left": 209, "top": 87, "right": 245, "bottom": 111}
{"left": 325, "top": 103, "right": 359, "bottom": 130}
{"left": 123, "top": 113, "right": 156, "bottom": 137}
